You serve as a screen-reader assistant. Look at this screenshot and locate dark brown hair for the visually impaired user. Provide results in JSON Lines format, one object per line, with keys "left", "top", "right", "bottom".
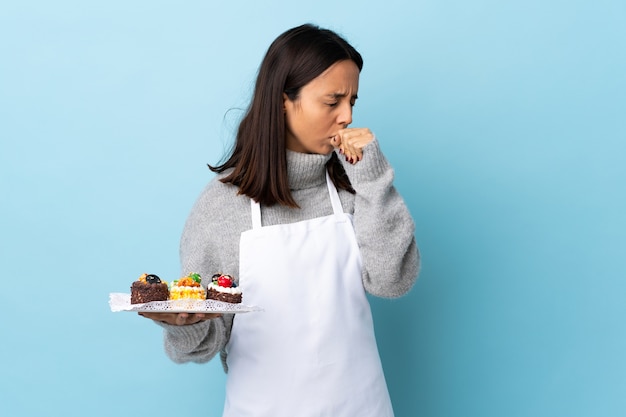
{"left": 209, "top": 24, "right": 363, "bottom": 207}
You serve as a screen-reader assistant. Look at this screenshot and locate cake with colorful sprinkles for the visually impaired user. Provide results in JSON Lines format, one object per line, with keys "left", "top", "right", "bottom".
{"left": 169, "top": 272, "right": 206, "bottom": 300}
{"left": 130, "top": 273, "right": 169, "bottom": 304}
{"left": 207, "top": 273, "right": 242, "bottom": 304}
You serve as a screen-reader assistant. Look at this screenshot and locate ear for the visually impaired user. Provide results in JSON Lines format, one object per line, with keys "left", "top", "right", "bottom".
{"left": 282, "top": 92, "right": 290, "bottom": 112}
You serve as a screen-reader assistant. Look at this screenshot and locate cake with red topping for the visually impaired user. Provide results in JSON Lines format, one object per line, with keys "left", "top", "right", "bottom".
{"left": 169, "top": 272, "right": 206, "bottom": 300}
{"left": 130, "top": 273, "right": 169, "bottom": 304}
{"left": 207, "top": 273, "right": 242, "bottom": 304}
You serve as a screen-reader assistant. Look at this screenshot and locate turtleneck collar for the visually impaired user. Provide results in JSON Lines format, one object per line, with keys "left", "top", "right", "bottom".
{"left": 286, "top": 149, "right": 333, "bottom": 191}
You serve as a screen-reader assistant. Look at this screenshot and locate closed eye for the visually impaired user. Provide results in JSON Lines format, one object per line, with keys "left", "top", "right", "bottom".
{"left": 326, "top": 98, "right": 357, "bottom": 108}
{"left": 325, "top": 92, "right": 358, "bottom": 108}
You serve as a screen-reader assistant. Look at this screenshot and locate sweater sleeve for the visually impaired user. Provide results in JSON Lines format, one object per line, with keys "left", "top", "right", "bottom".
{"left": 159, "top": 179, "right": 230, "bottom": 364}
{"left": 157, "top": 318, "right": 227, "bottom": 364}
{"left": 341, "top": 138, "right": 420, "bottom": 298}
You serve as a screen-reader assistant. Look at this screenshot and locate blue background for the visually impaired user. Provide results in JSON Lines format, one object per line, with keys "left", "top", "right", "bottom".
{"left": 1, "top": 1, "right": 625, "bottom": 416}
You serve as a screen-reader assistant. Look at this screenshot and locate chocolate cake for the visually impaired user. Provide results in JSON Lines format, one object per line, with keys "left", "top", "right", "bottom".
{"left": 207, "top": 273, "right": 242, "bottom": 304}
{"left": 130, "top": 274, "right": 169, "bottom": 304}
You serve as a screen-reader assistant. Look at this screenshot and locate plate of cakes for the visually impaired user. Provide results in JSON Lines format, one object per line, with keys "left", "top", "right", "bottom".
{"left": 109, "top": 272, "right": 261, "bottom": 314}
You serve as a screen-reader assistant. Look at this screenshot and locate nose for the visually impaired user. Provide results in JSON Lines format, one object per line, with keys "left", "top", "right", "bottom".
{"left": 337, "top": 102, "right": 353, "bottom": 127}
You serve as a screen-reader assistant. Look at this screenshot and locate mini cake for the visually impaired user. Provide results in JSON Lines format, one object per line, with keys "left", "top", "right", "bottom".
{"left": 169, "top": 272, "right": 206, "bottom": 300}
{"left": 207, "top": 273, "right": 242, "bottom": 304}
{"left": 130, "top": 273, "right": 169, "bottom": 304}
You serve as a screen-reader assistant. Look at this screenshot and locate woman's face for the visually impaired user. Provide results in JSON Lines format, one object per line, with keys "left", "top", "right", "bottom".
{"left": 284, "top": 60, "right": 360, "bottom": 154}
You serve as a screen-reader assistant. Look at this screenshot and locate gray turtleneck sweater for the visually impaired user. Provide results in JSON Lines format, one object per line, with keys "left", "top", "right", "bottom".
{"left": 159, "top": 139, "right": 419, "bottom": 371}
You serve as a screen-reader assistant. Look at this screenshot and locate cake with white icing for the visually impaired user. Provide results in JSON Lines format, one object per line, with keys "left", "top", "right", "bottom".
{"left": 207, "top": 273, "right": 242, "bottom": 304}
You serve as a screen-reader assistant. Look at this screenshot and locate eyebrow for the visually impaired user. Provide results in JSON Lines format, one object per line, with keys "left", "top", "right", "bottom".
{"left": 326, "top": 92, "right": 359, "bottom": 100}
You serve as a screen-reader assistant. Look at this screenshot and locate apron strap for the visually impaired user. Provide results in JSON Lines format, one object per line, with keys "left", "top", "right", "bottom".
{"left": 250, "top": 198, "right": 262, "bottom": 230}
{"left": 325, "top": 171, "right": 343, "bottom": 216}
{"left": 250, "top": 170, "right": 342, "bottom": 230}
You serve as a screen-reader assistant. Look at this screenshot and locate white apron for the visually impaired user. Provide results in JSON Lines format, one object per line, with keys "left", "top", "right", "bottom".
{"left": 223, "top": 172, "right": 394, "bottom": 417}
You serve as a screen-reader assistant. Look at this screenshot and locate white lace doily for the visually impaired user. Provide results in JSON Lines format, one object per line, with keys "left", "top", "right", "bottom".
{"left": 109, "top": 293, "right": 262, "bottom": 314}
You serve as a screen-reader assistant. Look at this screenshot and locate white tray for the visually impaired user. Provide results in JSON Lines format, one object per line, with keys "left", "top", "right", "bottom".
{"left": 109, "top": 293, "right": 261, "bottom": 314}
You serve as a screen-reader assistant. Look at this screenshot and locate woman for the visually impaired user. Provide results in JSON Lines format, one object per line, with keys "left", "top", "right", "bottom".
{"left": 140, "top": 23, "right": 420, "bottom": 416}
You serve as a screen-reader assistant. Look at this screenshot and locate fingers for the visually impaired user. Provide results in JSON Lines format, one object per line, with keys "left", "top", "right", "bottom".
{"left": 332, "top": 127, "right": 374, "bottom": 164}
{"left": 175, "top": 313, "right": 191, "bottom": 325}
{"left": 138, "top": 312, "right": 221, "bottom": 326}
{"left": 175, "top": 313, "right": 220, "bottom": 325}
